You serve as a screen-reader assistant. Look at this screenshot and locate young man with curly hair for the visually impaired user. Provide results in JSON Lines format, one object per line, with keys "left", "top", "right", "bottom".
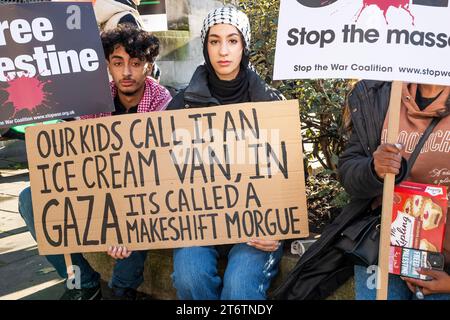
{"left": 17, "top": 24, "right": 171, "bottom": 300}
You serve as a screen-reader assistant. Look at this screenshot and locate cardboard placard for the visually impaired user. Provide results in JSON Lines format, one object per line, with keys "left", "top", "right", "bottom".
{"left": 274, "top": 0, "right": 450, "bottom": 84}
{"left": 25, "top": 100, "right": 309, "bottom": 255}
{"left": 0, "top": 2, "right": 113, "bottom": 129}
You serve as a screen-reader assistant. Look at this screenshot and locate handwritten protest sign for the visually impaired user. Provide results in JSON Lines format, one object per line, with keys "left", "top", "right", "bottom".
{"left": 25, "top": 100, "right": 309, "bottom": 255}
{"left": 274, "top": 0, "right": 450, "bottom": 84}
{"left": 0, "top": 2, "right": 113, "bottom": 129}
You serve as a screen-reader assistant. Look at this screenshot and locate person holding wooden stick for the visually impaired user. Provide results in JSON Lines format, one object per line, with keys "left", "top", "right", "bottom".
{"left": 339, "top": 81, "right": 450, "bottom": 299}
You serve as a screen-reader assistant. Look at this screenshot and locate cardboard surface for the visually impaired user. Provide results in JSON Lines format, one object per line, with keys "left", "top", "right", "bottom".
{"left": 25, "top": 100, "right": 309, "bottom": 254}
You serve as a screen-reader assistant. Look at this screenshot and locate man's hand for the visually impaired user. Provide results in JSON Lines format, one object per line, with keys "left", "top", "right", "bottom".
{"left": 107, "top": 246, "right": 133, "bottom": 260}
{"left": 247, "top": 239, "right": 281, "bottom": 252}
{"left": 373, "top": 143, "right": 403, "bottom": 179}
{"left": 402, "top": 269, "right": 450, "bottom": 296}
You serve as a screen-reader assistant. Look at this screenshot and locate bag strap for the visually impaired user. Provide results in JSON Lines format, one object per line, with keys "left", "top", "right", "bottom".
{"left": 406, "top": 117, "right": 442, "bottom": 175}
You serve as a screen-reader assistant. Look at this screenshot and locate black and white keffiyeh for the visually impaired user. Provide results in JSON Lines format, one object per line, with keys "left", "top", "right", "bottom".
{"left": 201, "top": 6, "right": 251, "bottom": 52}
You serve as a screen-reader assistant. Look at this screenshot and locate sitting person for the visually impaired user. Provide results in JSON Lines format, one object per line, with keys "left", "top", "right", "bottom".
{"left": 339, "top": 81, "right": 450, "bottom": 299}
{"left": 18, "top": 24, "right": 171, "bottom": 300}
{"left": 109, "top": 6, "right": 285, "bottom": 300}
{"left": 94, "top": 0, "right": 161, "bottom": 81}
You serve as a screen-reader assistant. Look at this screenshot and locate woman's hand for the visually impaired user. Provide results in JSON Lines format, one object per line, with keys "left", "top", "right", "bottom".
{"left": 247, "top": 239, "right": 281, "bottom": 252}
{"left": 402, "top": 269, "right": 450, "bottom": 296}
{"left": 107, "top": 246, "right": 133, "bottom": 260}
{"left": 373, "top": 143, "right": 403, "bottom": 179}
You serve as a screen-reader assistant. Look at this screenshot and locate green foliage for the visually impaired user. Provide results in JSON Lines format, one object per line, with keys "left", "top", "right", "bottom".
{"left": 306, "top": 171, "right": 346, "bottom": 233}
{"left": 225, "top": 0, "right": 353, "bottom": 228}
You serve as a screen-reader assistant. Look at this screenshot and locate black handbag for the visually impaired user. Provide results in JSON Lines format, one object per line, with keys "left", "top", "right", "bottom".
{"left": 335, "top": 206, "right": 381, "bottom": 266}
{"left": 335, "top": 116, "right": 442, "bottom": 267}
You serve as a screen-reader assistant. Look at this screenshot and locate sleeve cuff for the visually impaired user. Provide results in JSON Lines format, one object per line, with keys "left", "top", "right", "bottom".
{"left": 369, "top": 157, "right": 409, "bottom": 185}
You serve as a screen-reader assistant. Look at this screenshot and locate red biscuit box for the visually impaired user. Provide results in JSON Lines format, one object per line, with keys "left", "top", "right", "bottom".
{"left": 390, "top": 182, "right": 448, "bottom": 253}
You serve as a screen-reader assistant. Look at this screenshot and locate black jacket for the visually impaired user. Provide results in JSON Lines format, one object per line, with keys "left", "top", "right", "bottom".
{"left": 272, "top": 80, "right": 409, "bottom": 300}
{"left": 166, "top": 65, "right": 284, "bottom": 110}
{"left": 339, "top": 81, "right": 409, "bottom": 197}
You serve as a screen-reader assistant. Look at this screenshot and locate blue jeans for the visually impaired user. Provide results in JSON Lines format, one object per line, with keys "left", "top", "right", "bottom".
{"left": 18, "top": 187, "right": 147, "bottom": 290}
{"left": 354, "top": 265, "right": 450, "bottom": 300}
{"left": 172, "top": 244, "right": 283, "bottom": 300}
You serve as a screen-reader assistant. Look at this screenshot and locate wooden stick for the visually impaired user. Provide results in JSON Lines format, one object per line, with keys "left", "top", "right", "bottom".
{"left": 376, "top": 81, "right": 403, "bottom": 300}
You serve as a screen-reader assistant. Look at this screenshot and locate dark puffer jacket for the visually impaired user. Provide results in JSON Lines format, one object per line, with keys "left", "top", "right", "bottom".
{"left": 167, "top": 65, "right": 284, "bottom": 110}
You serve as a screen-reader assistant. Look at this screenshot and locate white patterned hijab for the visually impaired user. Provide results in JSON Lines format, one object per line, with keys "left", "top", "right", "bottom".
{"left": 201, "top": 6, "right": 251, "bottom": 53}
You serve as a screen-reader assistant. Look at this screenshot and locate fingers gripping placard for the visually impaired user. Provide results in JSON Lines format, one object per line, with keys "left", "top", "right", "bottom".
{"left": 25, "top": 100, "right": 309, "bottom": 255}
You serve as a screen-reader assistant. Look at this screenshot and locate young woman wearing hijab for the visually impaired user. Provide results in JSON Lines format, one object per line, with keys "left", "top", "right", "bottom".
{"left": 166, "top": 6, "right": 285, "bottom": 300}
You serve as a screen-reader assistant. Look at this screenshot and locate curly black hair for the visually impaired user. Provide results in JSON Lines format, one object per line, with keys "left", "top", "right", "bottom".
{"left": 101, "top": 24, "right": 160, "bottom": 64}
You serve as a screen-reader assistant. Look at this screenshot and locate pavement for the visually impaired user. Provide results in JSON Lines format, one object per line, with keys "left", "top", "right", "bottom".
{"left": 0, "top": 139, "right": 66, "bottom": 300}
